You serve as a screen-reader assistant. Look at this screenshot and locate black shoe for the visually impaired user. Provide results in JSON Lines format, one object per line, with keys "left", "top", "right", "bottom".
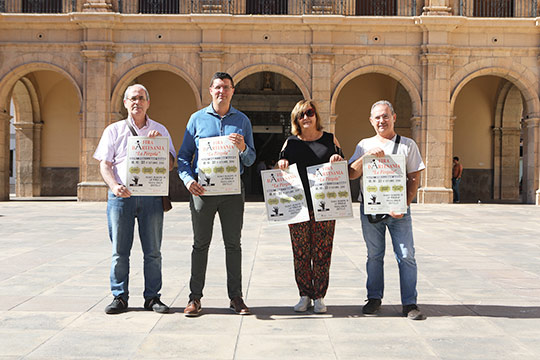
{"left": 230, "top": 297, "right": 251, "bottom": 315}
{"left": 362, "top": 298, "right": 382, "bottom": 315}
{"left": 144, "top": 297, "right": 170, "bottom": 314}
{"left": 402, "top": 304, "right": 426, "bottom": 320}
{"left": 105, "top": 297, "right": 128, "bottom": 314}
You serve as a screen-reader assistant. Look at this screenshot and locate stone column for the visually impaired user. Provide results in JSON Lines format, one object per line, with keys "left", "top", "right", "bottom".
{"left": 522, "top": 117, "right": 540, "bottom": 204}
{"left": 199, "top": 26, "right": 224, "bottom": 105}
{"left": 310, "top": 48, "right": 333, "bottom": 132}
{"left": 13, "top": 121, "right": 42, "bottom": 197}
{"left": 415, "top": 17, "right": 459, "bottom": 203}
{"left": 500, "top": 127, "right": 521, "bottom": 200}
{"left": 74, "top": 14, "right": 115, "bottom": 201}
{"left": 0, "top": 112, "right": 11, "bottom": 201}
{"left": 199, "top": 51, "right": 223, "bottom": 105}
{"left": 410, "top": 115, "right": 423, "bottom": 149}
{"left": 415, "top": 49, "right": 453, "bottom": 203}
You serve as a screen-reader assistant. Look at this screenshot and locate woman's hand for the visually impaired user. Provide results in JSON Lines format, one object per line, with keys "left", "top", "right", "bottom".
{"left": 329, "top": 154, "right": 344, "bottom": 163}
{"left": 277, "top": 159, "right": 289, "bottom": 170}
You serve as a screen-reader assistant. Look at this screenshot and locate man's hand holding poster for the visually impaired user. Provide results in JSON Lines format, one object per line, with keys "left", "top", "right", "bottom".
{"left": 197, "top": 136, "right": 241, "bottom": 195}
{"left": 362, "top": 154, "right": 407, "bottom": 215}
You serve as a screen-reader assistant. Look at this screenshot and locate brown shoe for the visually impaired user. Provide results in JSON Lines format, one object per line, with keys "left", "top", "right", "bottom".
{"left": 230, "top": 296, "right": 250, "bottom": 315}
{"left": 184, "top": 299, "right": 201, "bottom": 317}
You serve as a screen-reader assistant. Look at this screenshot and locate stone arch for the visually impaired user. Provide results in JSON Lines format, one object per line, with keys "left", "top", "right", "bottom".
{"left": 11, "top": 78, "right": 42, "bottom": 197}
{"left": 450, "top": 62, "right": 540, "bottom": 118}
{"left": 226, "top": 57, "right": 311, "bottom": 100}
{"left": 0, "top": 62, "right": 82, "bottom": 113}
{"left": 111, "top": 62, "right": 202, "bottom": 114}
{"left": 331, "top": 60, "right": 422, "bottom": 118}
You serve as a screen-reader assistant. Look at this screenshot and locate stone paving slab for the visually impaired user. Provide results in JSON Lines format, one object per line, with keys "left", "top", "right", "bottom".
{"left": 1, "top": 201, "right": 540, "bottom": 359}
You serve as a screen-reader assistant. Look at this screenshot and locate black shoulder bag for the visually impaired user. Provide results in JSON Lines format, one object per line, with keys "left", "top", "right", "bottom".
{"left": 366, "top": 134, "right": 400, "bottom": 224}
{"left": 125, "top": 119, "right": 172, "bottom": 212}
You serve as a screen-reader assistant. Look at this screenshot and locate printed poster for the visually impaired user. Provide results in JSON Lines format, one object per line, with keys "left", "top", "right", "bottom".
{"left": 126, "top": 136, "right": 169, "bottom": 196}
{"left": 307, "top": 161, "right": 353, "bottom": 221}
{"left": 362, "top": 154, "right": 407, "bottom": 215}
{"left": 197, "top": 136, "right": 241, "bottom": 195}
{"left": 261, "top": 164, "right": 310, "bottom": 224}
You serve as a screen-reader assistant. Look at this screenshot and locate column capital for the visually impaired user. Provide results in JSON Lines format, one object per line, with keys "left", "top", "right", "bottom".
{"left": 0, "top": 111, "right": 12, "bottom": 123}
{"left": 524, "top": 117, "right": 540, "bottom": 128}
{"left": 199, "top": 44, "right": 224, "bottom": 61}
{"left": 81, "top": 49, "right": 114, "bottom": 62}
{"left": 410, "top": 115, "right": 422, "bottom": 128}
{"left": 310, "top": 45, "right": 334, "bottom": 63}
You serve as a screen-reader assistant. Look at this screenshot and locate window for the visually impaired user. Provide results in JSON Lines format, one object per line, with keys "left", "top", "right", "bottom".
{"left": 356, "top": 0, "right": 396, "bottom": 16}
{"left": 473, "top": 0, "right": 513, "bottom": 17}
{"left": 22, "top": 0, "right": 62, "bottom": 13}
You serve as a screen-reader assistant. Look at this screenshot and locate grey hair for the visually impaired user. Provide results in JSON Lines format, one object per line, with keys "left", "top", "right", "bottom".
{"left": 124, "top": 84, "right": 150, "bottom": 101}
{"left": 370, "top": 100, "right": 394, "bottom": 116}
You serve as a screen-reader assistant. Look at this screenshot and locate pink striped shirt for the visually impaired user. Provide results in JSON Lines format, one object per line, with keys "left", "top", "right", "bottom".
{"left": 93, "top": 116, "right": 176, "bottom": 186}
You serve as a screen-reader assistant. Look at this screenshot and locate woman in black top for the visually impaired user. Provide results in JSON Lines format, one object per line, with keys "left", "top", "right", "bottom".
{"left": 278, "top": 100, "right": 344, "bottom": 313}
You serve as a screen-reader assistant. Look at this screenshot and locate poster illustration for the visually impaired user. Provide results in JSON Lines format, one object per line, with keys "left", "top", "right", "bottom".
{"left": 306, "top": 161, "right": 353, "bottom": 221}
{"left": 261, "top": 164, "right": 310, "bottom": 224}
{"left": 362, "top": 154, "right": 407, "bottom": 215}
{"left": 126, "top": 136, "right": 169, "bottom": 195}
{"left": 197, "top": 136, "right": 241, "bottom": 195}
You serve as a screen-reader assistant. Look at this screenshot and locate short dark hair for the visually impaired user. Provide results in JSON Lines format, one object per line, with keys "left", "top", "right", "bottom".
{"left": 453, "top": 156, "right": 459, "bottom": 161}
{"left": 210, "top": 72, "right": 234, "bottom": 88}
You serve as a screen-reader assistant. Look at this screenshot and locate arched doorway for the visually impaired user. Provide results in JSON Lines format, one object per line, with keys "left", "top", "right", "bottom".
{"left": 333, "top": 73, "right": 414, "bottom": 200}
{"left": 231, "top": 71, "right": 303, "bottom": 199}
{"left": 9, "top": 70, "right": 81, "bottom": 198}
{"left": 112, "top": 69, "right": 199, "bottom": 200}
{"left": 453, "top": 75, "right": 524, "bottom": 203}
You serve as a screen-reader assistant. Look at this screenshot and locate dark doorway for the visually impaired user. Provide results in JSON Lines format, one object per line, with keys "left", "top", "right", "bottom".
{"left": 232, "top": 72, "right": 303, "bottom": 200}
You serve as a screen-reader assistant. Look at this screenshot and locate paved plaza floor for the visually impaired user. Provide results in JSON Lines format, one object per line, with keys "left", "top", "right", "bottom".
{"left": 1, "top": 200, "right": 540, "bottom": 359}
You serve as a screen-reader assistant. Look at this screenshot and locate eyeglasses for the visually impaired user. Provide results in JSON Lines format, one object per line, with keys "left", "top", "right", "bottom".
{"left": 300, "top": 108, "right": 315, "bottom": 118}
{"left": 212, "top": 85, "right": 233, "bottom": 91}
{"left": 127, "top": 96, "right": 147, "bottom": 102}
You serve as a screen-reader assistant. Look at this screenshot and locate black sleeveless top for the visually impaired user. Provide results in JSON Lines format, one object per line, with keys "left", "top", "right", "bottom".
{"left": 280, "top": 131, "right": 343, "bottom": 211}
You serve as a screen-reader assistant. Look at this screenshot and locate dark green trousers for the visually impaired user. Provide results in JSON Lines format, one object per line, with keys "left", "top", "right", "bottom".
{"left": 188, "top": 188, "right": 245, "bottom": 300}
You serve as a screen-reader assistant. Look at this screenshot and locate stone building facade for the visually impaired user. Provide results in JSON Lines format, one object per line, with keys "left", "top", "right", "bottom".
{"left": 0, "top": 0, "right": 539, "bottom": 203}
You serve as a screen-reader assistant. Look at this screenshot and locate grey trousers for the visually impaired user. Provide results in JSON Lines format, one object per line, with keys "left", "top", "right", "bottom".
{"left": 188, "top": 188, "right": 245, "bottom": 300}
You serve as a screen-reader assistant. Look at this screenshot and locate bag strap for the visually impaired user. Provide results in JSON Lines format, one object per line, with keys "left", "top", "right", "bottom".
{"left": 125, "top": 119, "right": 138, "bottom": 137}
{"left": 392, "top": 134, "right": 401, "bottom": 154}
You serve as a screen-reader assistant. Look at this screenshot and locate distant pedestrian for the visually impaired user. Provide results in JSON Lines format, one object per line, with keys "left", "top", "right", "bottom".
{"left": 452, "top": 156, "right": 463, "bottom": 203}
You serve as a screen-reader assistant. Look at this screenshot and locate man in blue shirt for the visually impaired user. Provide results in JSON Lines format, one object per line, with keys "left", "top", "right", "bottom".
{"left": 178, "top": 72, "right": 256, "bottom": 316}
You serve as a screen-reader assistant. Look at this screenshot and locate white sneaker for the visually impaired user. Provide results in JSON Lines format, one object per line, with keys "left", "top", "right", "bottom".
{"left": 313, "top": 298, "right": 327, "bottom": 313}
{"left": 294, "top": 296, "right": 311, "bottom": 312}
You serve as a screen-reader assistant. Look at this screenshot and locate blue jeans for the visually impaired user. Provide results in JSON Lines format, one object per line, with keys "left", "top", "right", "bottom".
{"left": 107, "top": 191, "right": 164, "bottom": 301}
{"left": 360, "top": 206, "right": 418, "bottom": 305}
{"left": 452, "top": 177, "right": 461, "bottom": 202}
